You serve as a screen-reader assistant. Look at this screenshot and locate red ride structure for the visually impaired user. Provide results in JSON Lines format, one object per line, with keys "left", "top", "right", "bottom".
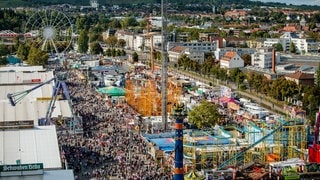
{"left": 309, "top": 110, "right": 320, "bottom": 162}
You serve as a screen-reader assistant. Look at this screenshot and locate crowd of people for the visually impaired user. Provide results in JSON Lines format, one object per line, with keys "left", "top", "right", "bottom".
{"left": 57, "top": 69, "right": 172, "bottom": 179}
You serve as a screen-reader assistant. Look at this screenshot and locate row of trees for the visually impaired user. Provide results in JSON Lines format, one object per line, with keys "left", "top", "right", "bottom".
{"left": 16, "top": 43, "right": 48, "bottom": 65}
{"left": 177, "top": 53, "right": 320, "bottom": 125}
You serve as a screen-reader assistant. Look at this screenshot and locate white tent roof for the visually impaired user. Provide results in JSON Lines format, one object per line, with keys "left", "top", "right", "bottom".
{"left": 0, "top": 100, "right": 72, "bottom": 125}
{"left": 0, "top": 71, "right": 53, "bottom": 84}
{"left": 0, "top": 66, "right": 44, "bottom": 72}
{"left": 0, "top": 70, "right": 72, "bottom": 124}
{"left": 0, "top": 126, "right": 61, "bottom": 169}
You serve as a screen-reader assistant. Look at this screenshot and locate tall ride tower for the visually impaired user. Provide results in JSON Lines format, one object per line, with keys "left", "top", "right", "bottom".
{"left": 161, "top": 0, "right": 168, "bottom": 131}
{"left": 172, "top": 103, "right": 187, "bottom": 180}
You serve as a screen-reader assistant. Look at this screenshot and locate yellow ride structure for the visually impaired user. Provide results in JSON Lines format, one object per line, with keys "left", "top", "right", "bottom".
{"left": 125, "top": 78, "right": 181, "bottom": 117}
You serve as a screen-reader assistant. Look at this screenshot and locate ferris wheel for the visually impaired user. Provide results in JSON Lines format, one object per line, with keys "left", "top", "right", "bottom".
{"left": 24, "top": 9, "right": 73, "bottom": 54}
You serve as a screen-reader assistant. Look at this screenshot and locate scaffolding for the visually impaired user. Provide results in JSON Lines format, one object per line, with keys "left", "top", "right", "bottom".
{"left": 125, "top": 78, "right": 181, "bottom": 117}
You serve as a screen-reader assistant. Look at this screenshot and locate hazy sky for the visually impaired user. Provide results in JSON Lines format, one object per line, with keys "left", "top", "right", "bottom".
{"left": 252, "top": 0, "right": 320, "bottom": 6}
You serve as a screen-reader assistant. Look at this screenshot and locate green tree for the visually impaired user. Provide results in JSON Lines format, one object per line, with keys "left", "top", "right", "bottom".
{"left": 241, "top": 54, "right": 251, "bottom": 66}
{"left": 236, "top": 71, "right": 246, "bottom": 88}
{"left": 78, "top": 30, "right": 89, "bottom": 53}
{"left": 0, "top": 56, "right": 6, "bottom": 65}
{"left": 139, "top": 19, "right": 147, "bottom": 29}
{"left": 121, "top": 49, "right": 126, "bottom": 56}
{"left": 105, "top": 36, "right": 118, "bottom": 49}
{"left": 105, "top": 48, "right": 112, "bottom": 56}
{"left": 289, "top": 42, "right": 296, "bottom": 54}
{"left": 27, "top": 46, "right": 48, "bottom": 66}
{"left": 90, "top": 42, "right": 103, "bottom": 55}
{"left": 316, "top": 62, "right": 320, "bottom": 88}
{"left": 188, "top": 100, "right": 221, "bottom": 129}
{"left": 117, "top": 39, "right": 126, "bottom": 48}
{"left": 75, "top": 16, "right": 88, "bottom": 31}
{"left": 229, "top": 68, "right": 241, "bottom": 82}
{"left": 109, "top": 19, "right": 121, "bottom": 29}
{"left": 177, "top": 54, "right": 191, "bottom": 70}
{"left": 16, "top": 44, "right": 29, "bottom": 61}
{"left": 132, "top": 52, "right": 139, "bottom": 63}
{"left": 121, "top": 17, "right": 138, "bottom": 29}
{"left": 246, "top": 70, "right": 255, "bottom": 92}
{"left": 0, "top": 44, "right": 9, "bottom": 56}
{"left": 201, "top": 55, "right": 215, "bottom": 76}
{"left": 272, "top": 43, "right": 283, "bottom": 52}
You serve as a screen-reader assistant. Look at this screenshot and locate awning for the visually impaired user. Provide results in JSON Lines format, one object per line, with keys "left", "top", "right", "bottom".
{"left": 97, "top": 86, "right": 126, "bottom": 96}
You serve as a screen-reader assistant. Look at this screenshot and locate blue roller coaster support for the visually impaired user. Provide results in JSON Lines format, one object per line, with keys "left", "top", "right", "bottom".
{"left": 217, "top": 120, "right": 292, "bottom": 170}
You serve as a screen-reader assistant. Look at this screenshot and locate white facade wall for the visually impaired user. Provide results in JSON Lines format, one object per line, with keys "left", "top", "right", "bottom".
{"left": 185, "top": 48, "right": 205, "bottom": 64}
{"left": 168, "top": 51, "right": 181, "bottom": 63}
{"left": 182, "top": 41, "right": 217, "bottom": 53}
{"left": 291, "top": 38, "right": 319, "bottom": 54}
{"left": 251, "top": 49, "right": 281, "bottom": 69}
{"left": 264, "top": 33, "right": 318, "bottom": 54}
{"left": 133, "top": 35, "right": 144, "bottom": 51}
{"left": 168, "top": 41, "right": 217, "bottom": 53}
{"left": 153, "top": 34, "right": 163, "bottom": 48}
{"left": 263, "top": 38, "right": 280, "bottom": 48}
{"left": 215, "top": 47, "right": 256, "bottom": 59}
{"left": 116, "top": 32, "right": 135, "bottom": 50}
{"left": 220, "top": 54, "right": 244, "bottom": 69}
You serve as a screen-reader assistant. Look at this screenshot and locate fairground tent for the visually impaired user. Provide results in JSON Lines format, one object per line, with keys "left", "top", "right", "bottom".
{"left": 97, "top": 86, "right": 126, "bottom": 96}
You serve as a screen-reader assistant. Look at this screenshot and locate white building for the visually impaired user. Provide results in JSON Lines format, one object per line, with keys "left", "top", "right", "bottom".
{"left": 251, "top": 48, "right": 281, "bottom": 69}
{"left": 263, "top": 38, "right": 280, "bottom": 48}
{"left": 215, "top": 47, "right": 256, "bottom": 60}
{"left": 264, "top": 32, "right": 319, "bottom": 54}
{"left": 167, "top": 46, "right": 205, "bottom": 64}
{"left": 184, "top": 48, "right": 206, "bottom": 64}
{"left": 115, "top": 30, "right": 135, "bottom": 50}
{"left": 220, "top": 51, "right": 244, "bottom": 69}
{"left": 291, "top": 38, "right": 319, "bottom": 54}
{"left": 133, "top": 35, "right": 145, "bottom": 52}
{"left": 168, "top": 41, "right": 217, "bottom": 53}
{"left": 168, "top": 46, "right": 186, "bottom": 63}
{"left": 116, "top": 30, "right": 163, "bottom": 52}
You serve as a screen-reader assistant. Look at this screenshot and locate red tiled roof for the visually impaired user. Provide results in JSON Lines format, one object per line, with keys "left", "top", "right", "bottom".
{"left": 169, "top": 46, "right": 186, "bottom": 53}
{"left": 283, "top": 26, "right": 297, "bottom": 32}
{"left": 221, "top": 51, "right": 237, "bottom": 61}
{"left": 285, "top": 71, "right": 314, "bottom": 80}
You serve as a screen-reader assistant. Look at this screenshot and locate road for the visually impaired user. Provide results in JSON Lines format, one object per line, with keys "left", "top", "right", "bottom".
{"left": 173, "top": 69, "right": 285, "bottom": 115}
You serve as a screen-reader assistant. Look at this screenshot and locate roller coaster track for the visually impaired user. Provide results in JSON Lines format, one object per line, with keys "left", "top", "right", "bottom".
{"left": 217, "top": 120, "right": 292, "bottom": 170}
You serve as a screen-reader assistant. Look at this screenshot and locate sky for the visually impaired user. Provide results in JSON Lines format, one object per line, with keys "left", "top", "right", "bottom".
{"left": 252, "top": 0, "right": 320, "bottom": 6}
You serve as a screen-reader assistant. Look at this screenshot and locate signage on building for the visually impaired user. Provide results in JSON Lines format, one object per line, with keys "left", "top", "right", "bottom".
{"left": 22, "top": 79, "right": 42, "bottom": 83}
{"left": 0, "top": 163, "right": 43, "bottom": 172}
{"left": 31, "top": 79, "right": 41, "bottom": 83}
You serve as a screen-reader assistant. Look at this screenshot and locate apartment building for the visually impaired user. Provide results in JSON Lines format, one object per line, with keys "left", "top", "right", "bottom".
{"left": 167, "top": 46, "right": 205, "bottom": 65}
{"left": 251, "top": 48, "right": 281, "bottom": 69}
{"left": 264, "top": 32, "right": 319, "bottom": 54}
{"left": 168, "top": 41, "right": 217, "bottom": 53}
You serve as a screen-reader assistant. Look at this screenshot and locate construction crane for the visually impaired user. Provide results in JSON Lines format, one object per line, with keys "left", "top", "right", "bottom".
{"left": 7, "top": 72, "right": 75, "bottom": 127}
{"left": 308, "top": 110, "right": 320, "bottom": 162}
